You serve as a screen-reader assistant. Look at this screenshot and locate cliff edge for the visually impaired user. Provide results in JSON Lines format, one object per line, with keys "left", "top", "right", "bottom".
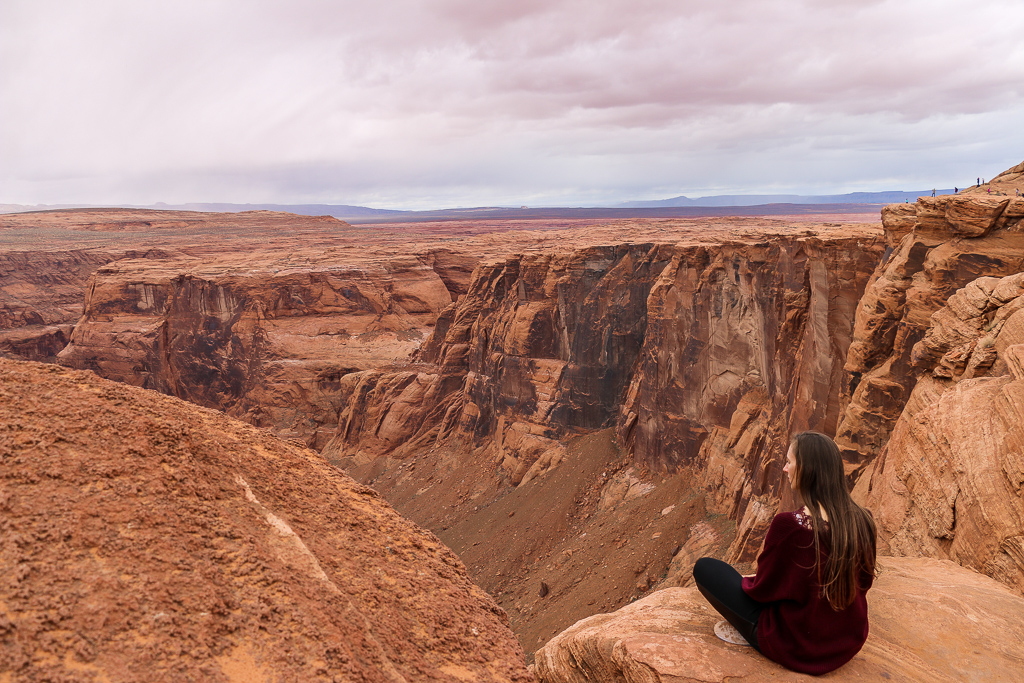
{"left": 534, "top": 556, "right": 1024, "bottom": 682}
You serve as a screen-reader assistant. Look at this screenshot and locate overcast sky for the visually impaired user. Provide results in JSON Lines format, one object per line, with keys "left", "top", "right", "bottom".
{"left": 2, "top": 0, "right": 1023, "bottom": 209}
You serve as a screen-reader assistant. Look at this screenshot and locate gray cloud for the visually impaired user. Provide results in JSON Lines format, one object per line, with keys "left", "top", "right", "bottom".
{"left": 2, "top": 0, "right": 1023, "bottom": 208}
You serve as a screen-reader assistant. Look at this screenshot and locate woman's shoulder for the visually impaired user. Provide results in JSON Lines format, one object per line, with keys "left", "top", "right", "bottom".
{"left": 770, "top": 509, "right": 814, "bottom": 532}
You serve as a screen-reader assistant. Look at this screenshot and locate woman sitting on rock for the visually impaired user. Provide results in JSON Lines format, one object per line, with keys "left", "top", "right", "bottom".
{"left": 693, "top": 431, "right": 877, "bottom": 675}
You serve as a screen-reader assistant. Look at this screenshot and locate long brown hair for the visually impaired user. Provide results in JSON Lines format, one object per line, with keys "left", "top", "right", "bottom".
{"left": 790, "top": 431, "right": 877, "bottom": 610}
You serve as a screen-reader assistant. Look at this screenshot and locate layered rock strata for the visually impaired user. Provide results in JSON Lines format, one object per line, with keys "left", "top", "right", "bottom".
{"left": 836, "top": 171, "right": 1024, "bottom": 474}
{"left": 0, "top": 249, "right": 133, "bottom": 361}
{"left": 0, "top": 358, "right": 530, "bottom": 682}
{"left": 853, "top": 272, "right": 1024, "bottom": 594}
{"left": 56, "top": 249, "right": 471, "bottom": 448}
{"left": 327, "top": 227, "right": 884, "bottom": 562}
{"left": 533, "top": 556, "right": 1024, "bottom": 683}
{"left": 617, "top": 235, "right": 881, "bottom": 559}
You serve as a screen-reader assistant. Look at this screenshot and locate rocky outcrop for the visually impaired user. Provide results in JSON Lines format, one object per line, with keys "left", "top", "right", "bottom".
{"left": 325, "top": 242, "right": 681, "bottom": 474}
{"left": 0, "top": 249, "right": 128, "bottom": 361}
{"left": 328, "top": 228, "right": 883, "bottom": 562}
{"left": 617, "top": 235, "right": 881, "bottom": 559}
{"left": 57, "top": 249, "right": 468, "bottom": 448}
{"left": 2, "top": 208, "right": 483, "bottom": 448}
{"left": 533, "top": 556, "right": 1024, "bottom": 682}
{"left": 836, "top": 177, "right": 1024, "bottom": 474}
{"left": 853, "top": 272, "right": 1024, "bottom": 594}
{"left": 0, "top": 358, "right": 530, "bottom": 682}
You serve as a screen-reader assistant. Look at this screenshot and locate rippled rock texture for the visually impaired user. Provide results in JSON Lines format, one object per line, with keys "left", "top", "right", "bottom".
{"left": 836, "top": 165, "right": 1024, "bottom": 473}
{"left": 854, "top": 272, "right": 1024, "bottom": 594}
{"left": 533, "top": 556, "right": 1024, "bottom": 683}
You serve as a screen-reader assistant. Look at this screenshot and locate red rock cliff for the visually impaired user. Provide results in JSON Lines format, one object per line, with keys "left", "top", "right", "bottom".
{"left": 325, "top": 226, "right": 884, "bottom": 561}
{"left": 0, "top": 248, "right": 151, "bottom": 361}
{"left": 853, "top": 271, "right": 1024, "bottom": 594}
{"left": 836, "top": 164, "right": 1024, "bottom": 474}
{"left": 56, "top": 248, "right": 470, "bottom": 448}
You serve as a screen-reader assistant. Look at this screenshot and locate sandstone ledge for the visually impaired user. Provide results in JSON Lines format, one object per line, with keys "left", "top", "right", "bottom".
{"left": 534, "top": 556, "right": 1024, "bottom": 682}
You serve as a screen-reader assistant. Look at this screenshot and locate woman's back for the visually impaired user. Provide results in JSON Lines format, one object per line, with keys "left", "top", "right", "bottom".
{"left": 743, "top": 509, "right": 873, "bottom": 675}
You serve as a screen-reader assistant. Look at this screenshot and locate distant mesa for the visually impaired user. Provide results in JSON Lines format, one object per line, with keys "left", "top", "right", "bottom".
{"left": 616, "top": 189, "right": 957, "bottom": 208}
{"left": 1, "top": 189, "right": 925, "bottom": 224}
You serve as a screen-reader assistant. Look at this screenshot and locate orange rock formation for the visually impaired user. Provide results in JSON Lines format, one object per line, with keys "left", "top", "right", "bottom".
{"left": 0, "top": 358, "right": 529, "bottom": 681}
{"left": 853, "top": 271, "right": 1024, "bottom": 594}
{"left": 325, "top": 225, "right": 884, "bottom": 563}
{"left": 533, "top": 556, "right": 1024, "bottom": 682}
{"left": 836, "top": 163, "right": 1024, "bottom": 473}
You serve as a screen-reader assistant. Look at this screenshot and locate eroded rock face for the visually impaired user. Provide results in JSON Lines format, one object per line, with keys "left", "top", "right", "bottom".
{"left": 2, "top": 208, "right": 486, "bottom": 448}
{"left": 0, "top": 249, "right": 137, "bottom": 361}
{"left": 328, "top": 231, "right": 880, "bottom": 485}
{"left": 836, "top": 178, "right": 1024, "bottom": 473}
{"left": 328, "top": 228, "right": 883, "bottom": 564}
{"left": 0, "top": 358, "right": 529, "bottom": 682}
{"left": 617, "top": 236, "right": 881, "bottom": 559}
{"left": 57, "top": 250, "right": 462, "bottom": 448}
{"left": 325, "top": 243, "right": 680, "bottom": 477}
{"left": 533, "top": 556, "right": 1024, "bottom": 683}
{"left": 853, "top": 272, "right": 1024, "bottom": 594}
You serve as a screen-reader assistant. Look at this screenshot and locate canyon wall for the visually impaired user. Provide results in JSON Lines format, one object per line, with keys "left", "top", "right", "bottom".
{"left": 325, "top": 227, "right": 884, "bottom": 561}
{"left": 56, "top": 249, "right": 474, "bottom": 449}
{"left": 616, "top": 235, "right": 880, "bottom": 560}
{"left": 836, "top": 163, "right": 1024, "bottom": 474}
{"left": 0, "top": 248, "right": 129, "bottom": 361}
{"left": 853, "top": 272, "right": 1024, "bottom": 594}
{"left": 815, "top": 163, "right": 1024, "bottom": 595}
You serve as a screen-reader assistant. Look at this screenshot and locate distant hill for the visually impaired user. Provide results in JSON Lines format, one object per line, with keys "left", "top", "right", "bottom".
{"left": 617, "top": 190, "right": 956, "bottom": 208}
{"left": 0, "top": 202, "right": 409, "bottom": 219}
{"left": 148, "top": 202, "right": 410, "bottom": 218}
{"left": 1, "top": 190, "right": 952, "bottom": 223}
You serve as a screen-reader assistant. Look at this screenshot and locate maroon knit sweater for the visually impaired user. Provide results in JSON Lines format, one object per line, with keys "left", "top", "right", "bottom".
{"left": 741, "top": 510, "right": 873, "bottom": 675}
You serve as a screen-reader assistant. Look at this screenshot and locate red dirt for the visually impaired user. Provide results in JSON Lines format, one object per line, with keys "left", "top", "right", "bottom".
{"left": 0, "top": 358, "right": 530, "bottom": 682}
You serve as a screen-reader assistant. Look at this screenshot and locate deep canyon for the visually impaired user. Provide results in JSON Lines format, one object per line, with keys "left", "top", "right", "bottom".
{"left": 3, "top": 161, "right": 1024, "bottom": 681}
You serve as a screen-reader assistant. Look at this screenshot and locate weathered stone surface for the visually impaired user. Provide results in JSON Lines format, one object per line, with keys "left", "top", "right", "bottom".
{"left": 327, "top": 227, "right": 882, "bottom": 539}
{"left": 2, "top": 209, "right": 484, "bottom": 447}
{"left": 56, "top": 250, "right": 463, "bottom": 449}
{"left": 0, "top": 248, "right": 135, "bottom": 361}
{"left": 836, "top": 163, "right": 1024, "bottom": 473}
{"left": 0, "top": 358, "right": 530, "bottom": 682}
{"left": 326, "top": 242, "right": 682, "bottom": 479}
{"left": 853, "top": 271, "right": 1024, "bottom": 595}
{"left": 619, "top": 235, "right": 881, "bottom": 560}
{"left": 533, "top": 556, "right": 1024, "bottom": 683}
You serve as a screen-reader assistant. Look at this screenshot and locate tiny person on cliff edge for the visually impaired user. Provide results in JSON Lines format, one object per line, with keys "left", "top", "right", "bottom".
{"left": 692, "top": 431, "right": 877, "bottom": 675}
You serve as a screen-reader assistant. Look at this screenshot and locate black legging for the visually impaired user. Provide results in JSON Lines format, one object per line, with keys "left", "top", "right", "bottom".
{"left": 692, "top": 557, "right": 763, "bottom": 651}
